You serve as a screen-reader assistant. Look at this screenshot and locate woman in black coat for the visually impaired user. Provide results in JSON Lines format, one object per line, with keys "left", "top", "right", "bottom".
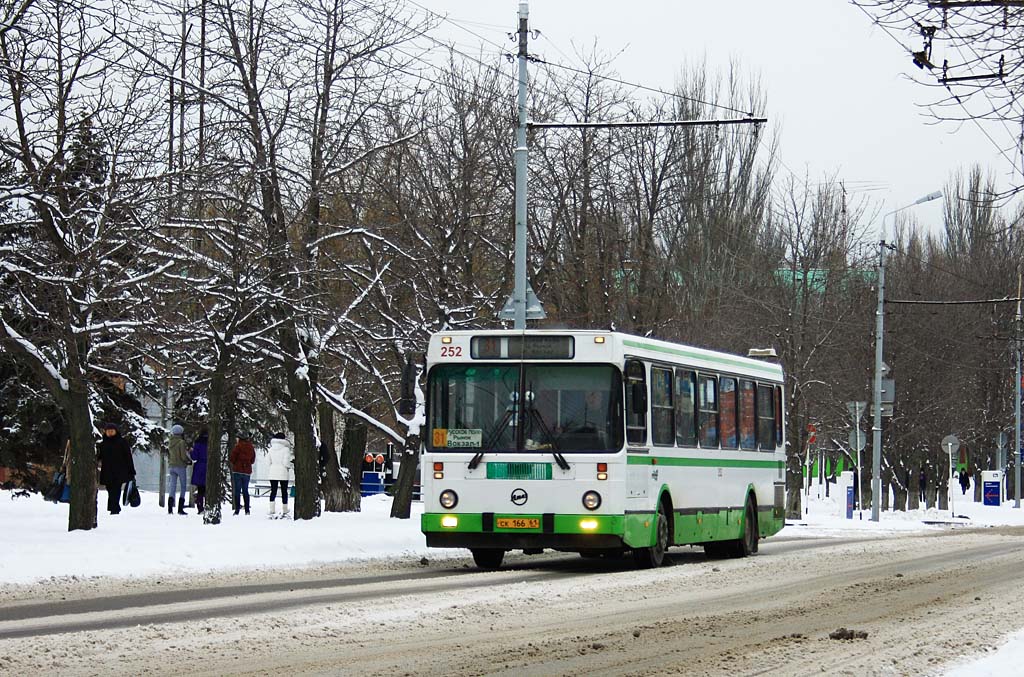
{"left": 97, "top": 422, "right": 136, "bottom": 514}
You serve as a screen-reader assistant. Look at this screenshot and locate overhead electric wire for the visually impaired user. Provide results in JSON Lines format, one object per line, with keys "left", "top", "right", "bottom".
{"left": 533, "top": 57, "right": 760, "bottom": 118}
{"left": 888, "top": 295, "right": 1024, "bottom": 304}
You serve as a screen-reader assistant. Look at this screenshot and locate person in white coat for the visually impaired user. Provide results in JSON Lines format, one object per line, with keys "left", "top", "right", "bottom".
{"left": 266, "top": 432, "right": 294, "bottom": 517}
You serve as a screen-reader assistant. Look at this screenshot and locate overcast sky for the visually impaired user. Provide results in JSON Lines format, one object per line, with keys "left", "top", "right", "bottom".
{"left": 415, "top": 0, "right": 1018, "bottom": 237}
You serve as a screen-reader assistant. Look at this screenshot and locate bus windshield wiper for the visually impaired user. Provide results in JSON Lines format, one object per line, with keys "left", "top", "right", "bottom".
{"left": 524, "top": 403, "right": 570, "bottom": 470}
{"left": 473, "top": 404, "right": 517, "bottom": 470}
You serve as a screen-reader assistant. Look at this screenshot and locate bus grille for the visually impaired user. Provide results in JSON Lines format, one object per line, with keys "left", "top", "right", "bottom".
{"left": 486, "top": 462, "right": 553, "bottom": 480}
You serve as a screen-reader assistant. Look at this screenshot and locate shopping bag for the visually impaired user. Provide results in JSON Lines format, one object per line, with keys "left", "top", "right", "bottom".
{"left": 126, "top": 479, "right": 141, "bottom": 508}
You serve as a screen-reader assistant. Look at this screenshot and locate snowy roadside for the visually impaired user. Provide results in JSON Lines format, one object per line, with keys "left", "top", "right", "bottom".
{"left": 6, "top": 486, "right": 1024, "bottom": 586}
{"left": 0, "top": 492, "right": 452, "bottom": 587}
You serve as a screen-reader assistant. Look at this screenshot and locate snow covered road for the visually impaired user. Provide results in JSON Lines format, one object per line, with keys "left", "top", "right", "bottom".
{"left": 2, "top": 527, "right": 1023, "bottom": 676}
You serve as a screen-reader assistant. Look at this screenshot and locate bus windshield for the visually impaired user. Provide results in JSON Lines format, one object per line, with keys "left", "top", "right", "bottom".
{"left": 427, "top": 363, "right": 623, "bottom": 453}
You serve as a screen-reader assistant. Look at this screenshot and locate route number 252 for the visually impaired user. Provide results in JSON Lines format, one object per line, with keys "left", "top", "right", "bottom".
{"left": 440, "top": 345, "right": 463, "bottom": 357}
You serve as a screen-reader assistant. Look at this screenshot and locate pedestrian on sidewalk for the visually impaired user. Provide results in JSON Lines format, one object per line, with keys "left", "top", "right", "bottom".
{"left": 918, "top": 468, "right": 927, "bottom": 503}
{"left": 959, "top": 469, "right": 971, "bottom": 496}
{"left": 191, "top": 427, "right": 209, "bottom": 514}
{"left": 267, "top": 432, "right": 294, "bottom": 518}
{"left": 96, "top": 422, "right": 135, "bottom": 515}
{"left": 229, "top": 432, "right": 256, "bottom": 515}
{"left": 167, "top": 424, "right": 191, "bottom": 515}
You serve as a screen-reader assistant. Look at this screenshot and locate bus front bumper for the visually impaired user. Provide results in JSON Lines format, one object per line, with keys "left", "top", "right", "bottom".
{"left": 422, "top": 512, "right": 625, "bottom": 550}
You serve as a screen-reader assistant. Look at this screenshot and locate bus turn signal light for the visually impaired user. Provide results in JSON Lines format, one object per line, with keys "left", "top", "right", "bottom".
{"left": 434, "top": 461, "right": 444, "bottom": 479}
{"left": 580, "top": 519, "right": 599, "bottom": 530}
{"left": 441, "top": 515, "right": 458, "bottom": 528}
{"left": 597, "top": 462, "right": 608, "bottom": 480}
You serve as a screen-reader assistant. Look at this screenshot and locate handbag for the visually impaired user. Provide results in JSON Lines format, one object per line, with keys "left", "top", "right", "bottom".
{"left": 44, "top": 471, "right": 66, "bottom": 503}
{"left": 45, "top": 439, "right": 71, "bottom": 503}
{"left": 122, "top": 479, "right": 142, "bottom": 508}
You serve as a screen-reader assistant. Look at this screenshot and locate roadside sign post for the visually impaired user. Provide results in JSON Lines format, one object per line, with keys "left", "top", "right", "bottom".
{"left": 997, "top": 431, "right": 1008, "bottom": 500}
{"left": 942, "top": 434, "right": 960, "bottom": 520}
{"left": 847, "top": 401, "right": 867, "bottom": 516}
{"left": 804, "top": 424, "right": 816, "bottom": 512}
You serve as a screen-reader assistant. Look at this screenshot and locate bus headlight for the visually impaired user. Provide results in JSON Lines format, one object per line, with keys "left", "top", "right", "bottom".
{"left": 439, "top": 490, "right": 458, "bottom": 509}
{"left": 582, "top": 490, "right": 601, "bottom": 511}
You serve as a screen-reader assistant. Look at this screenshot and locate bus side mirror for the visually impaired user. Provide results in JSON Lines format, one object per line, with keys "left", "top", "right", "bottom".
{"left": 398, "top": 358, "right": 417, "bottom": 417}
{"left": 631, "top": 383, "right": 647, "bottom": 415}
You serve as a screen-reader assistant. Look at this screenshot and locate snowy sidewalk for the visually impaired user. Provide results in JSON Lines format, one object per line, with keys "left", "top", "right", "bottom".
{"left": 1, "top": 492, "right": 439, "bottom": 585}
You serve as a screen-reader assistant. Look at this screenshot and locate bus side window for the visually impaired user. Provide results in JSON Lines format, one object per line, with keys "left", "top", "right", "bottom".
{"left": 774, "top": 385, "right": 784, "bottom": 448}
{"left": 624, "top": 360, "right": 648, "bottom": 445}
{"left": 674, "top": 369, "right": 697, "bottom": 447}
{"left": 698, "top": 374, "right": 719, "bottom": 448}
{"left": 720, "top": 376, "right": 738, "bottom": 449}
{"left": 757, "top": 384, "right": 775, "bottom": 450}
{"left": 739, "top": 379, "right": 757, "bottom": 450}
{"left": 650, "top": 367, "right": 674, "bottom": 446}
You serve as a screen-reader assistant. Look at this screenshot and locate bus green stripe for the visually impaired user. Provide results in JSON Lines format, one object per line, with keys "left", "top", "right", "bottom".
{"left": 422, "top": 511, "right": 784, "bottom": 546}
{"left": 621, "top": 339, "right": 781, "bottom": 377}
{"left": 627, "top": 455, "right": 783, "bottom": 470}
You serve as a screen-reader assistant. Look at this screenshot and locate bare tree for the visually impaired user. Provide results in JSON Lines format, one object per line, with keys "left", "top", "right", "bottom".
{"left": 852, "top": 1, "right": 1023, "bottom": 195}
{"left": 0, "top": 0, "right": 165, "bottom": 531}
{"left": 751, "top": 176, "right": 873, "bottom": 518}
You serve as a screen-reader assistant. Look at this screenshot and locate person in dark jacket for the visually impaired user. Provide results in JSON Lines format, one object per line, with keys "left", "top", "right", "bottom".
{"left": 190, "top": 428, "right": 209, "bottom": 514}
{"left": 959, "top": 469, "right": 971, "bottom": 495}
{"left": 229, "top": 432, "right": 256, "bottom": 515}
{"left": 96, "top": 422, "right": 135, "bottom": 515}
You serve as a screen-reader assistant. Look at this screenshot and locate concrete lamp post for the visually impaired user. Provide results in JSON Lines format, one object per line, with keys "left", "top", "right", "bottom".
{"left": 871, "top": 190, "right": 943, "bottom": 522}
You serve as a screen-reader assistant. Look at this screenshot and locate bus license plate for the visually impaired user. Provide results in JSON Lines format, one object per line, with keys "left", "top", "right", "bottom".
{"left": 497, "top": 518, "right": 539, "bottom": 529}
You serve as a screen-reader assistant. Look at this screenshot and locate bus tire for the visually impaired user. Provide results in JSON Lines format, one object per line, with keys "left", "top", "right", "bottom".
{"left": 633, "top": 501, "right": 669, "bottom": 569}
{"left": 471, "top": 548, "right": 505, "bottom": 570}
{"left": 729, "top": 500, "right": 758, "bottom": 558}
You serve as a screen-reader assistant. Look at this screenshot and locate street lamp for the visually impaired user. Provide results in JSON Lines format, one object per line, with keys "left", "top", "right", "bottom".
{"left": 871, "top": 190, "right": 943, "bottom": 522}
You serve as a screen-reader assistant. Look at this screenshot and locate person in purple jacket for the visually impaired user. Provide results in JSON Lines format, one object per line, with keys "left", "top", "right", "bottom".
{"left": 190, "top": 427, "right": 209, "bottom": 514}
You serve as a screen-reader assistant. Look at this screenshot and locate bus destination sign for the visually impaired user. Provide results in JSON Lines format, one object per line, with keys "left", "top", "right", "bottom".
{"left": 471, "top": 335, "right": 574, "bottom": 360}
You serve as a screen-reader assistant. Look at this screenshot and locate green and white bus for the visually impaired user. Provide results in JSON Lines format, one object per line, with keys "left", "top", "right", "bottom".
{"left": 417, "top": 329, "right": 786, "bottom": 569}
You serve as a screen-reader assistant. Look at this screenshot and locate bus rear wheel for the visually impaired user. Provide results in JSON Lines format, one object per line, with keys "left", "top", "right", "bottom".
{"left": 704, "top": 500, "right": 758, "bottom": 559}
{"left": 633, "top": 501, "right": 669, "bottom": 568}
{"left": 729, "top": 501, "right": 758, "bottom": 558}
{"left": 471, "top": 548, "right": 505, "bottom": 570}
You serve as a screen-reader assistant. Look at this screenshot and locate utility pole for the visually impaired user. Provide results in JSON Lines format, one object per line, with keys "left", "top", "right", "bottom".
{"left": 512, "top": 1, "right": 529, "bottom": 330}
{"left": 1016, "top": 271, "right": 1021, "bottom": 508}
{"left": 871, "top": 237, "right": 887, "bottom": 522}
{"left": 178, "top": 5, "right": 186, "bottom": 214}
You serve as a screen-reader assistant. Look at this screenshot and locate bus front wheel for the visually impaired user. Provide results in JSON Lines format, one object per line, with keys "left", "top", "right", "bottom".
{"left": 471, "top": 548, "right": 505, "bottom": 570}
{"left": 633, "top": 501, "right": 669, "bottom": 568}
